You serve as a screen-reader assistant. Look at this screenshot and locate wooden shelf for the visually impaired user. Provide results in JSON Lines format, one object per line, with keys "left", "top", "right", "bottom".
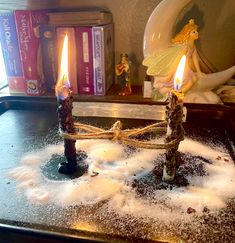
{"left": 73, "top": 85, "right": 153, "bottom": 104}
{"left": 0, "top": 85, "right": 161, "bottom": 105}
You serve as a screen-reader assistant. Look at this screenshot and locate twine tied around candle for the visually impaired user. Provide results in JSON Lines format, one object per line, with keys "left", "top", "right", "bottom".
{"left": 60, "top": 120, "right": 182, "bottom": 150}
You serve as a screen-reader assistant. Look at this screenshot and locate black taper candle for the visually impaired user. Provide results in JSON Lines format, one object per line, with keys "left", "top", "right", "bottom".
{"left": 57, "top": 90, "right": 77, "bottom": 169}
{"left": 162, "top": 90, "right": 184, "bottom": 182}
{"left": 57, "top": 90, "right": 87, "bottom": 174}
{"left": 56, "top": 33, "right": 87, "bottom": 175}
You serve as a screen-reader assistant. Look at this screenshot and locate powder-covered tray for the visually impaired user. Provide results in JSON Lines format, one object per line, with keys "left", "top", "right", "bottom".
{"left": 0, "top": 96, "right": 234, "bottom": 243}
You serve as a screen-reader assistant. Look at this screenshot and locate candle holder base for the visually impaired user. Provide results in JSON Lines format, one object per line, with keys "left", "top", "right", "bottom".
{"left": 58, "top": 162, "right": 76, "bottom": 175}
{"left": 132, "top": 164, "right": 189, "bottom": 194}
{"left": 40, "top": 154, "right": 88, "bottom": 180}
{"left": 58, "top": 161, "right": 88, "bottom": 176}
{"left": 58, "top": 151, "right": 88, "bottom": 175}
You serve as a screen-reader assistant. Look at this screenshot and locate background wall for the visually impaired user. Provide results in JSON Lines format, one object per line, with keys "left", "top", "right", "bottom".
{"left": 0, "top": 0, "right": 162, "bottom": 85}
{"left": 0, "top": 0, "right": 234, "bottom": 85}
{"left": 176, "top": 0, "right": 235, "bottom": 72}
{"left": 56, "top": 0, "right": 162, "bottom": 85}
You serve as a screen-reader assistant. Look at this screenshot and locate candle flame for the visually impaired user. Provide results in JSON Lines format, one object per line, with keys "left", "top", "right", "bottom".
{"left": 174, "top": 55, "right": 186, "bottom": 91}
{"left": 60, "top": 34, "right": 68, "bottom": 78}
{"left": 55, "top": 33, "right": 70, "bottom": 99}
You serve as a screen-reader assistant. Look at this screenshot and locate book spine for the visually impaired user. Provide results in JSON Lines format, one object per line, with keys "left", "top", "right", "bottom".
{"left": 103, "top": 24, "right": 114, "bottom": 93}
{"left": 56, "top": 27, "right": 78, "bottom": 94}
{"left": 92, "top": 26, "right": 105, "bottom": 95}
{"left": 15, "top": 10, "right": 47, "bottom": 95}
{"left": 92, "top": 24, "right": 114, "bottom": 96}
{"left": 40, "top": 24, "right": 57, "bottom": 93}
{"left": 76, "top": 26, "right": 94, "bottom": 94}
{"left": 0, "top": 11, "right": 25, "bottom": 93}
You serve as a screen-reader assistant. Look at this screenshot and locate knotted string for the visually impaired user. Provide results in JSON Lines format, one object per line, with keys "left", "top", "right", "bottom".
{"left": 60, "top": 120, "right": 181, "bottom": 150}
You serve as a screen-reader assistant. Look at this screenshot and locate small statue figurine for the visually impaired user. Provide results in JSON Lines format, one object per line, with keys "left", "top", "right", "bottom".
{"left": 143, "top": 19, "right": 235, "bottom": 103}
{"left": 115, "top": 53, "right": 132, "bottom": 96}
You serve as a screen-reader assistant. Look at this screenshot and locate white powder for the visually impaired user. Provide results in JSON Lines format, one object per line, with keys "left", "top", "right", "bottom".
{"left": 88, "top": 141, "right": 124, "bottom": 162}
{"left": 8, "top": 166, "right": 37, "bottom": 181}
{"left": 20, "top": 154, "right": 44, "bottom": 166}
{"left": 55, "top": 177, "right": 123, "bottom": 206}
{"left": 7, "top": 138, "right": 235, "bottom": 224}
{"left": 26, "top": 187, "right": 50, "bottom": 203}
{"left": 179, "top": 139, "right": 225, "bottom": 160}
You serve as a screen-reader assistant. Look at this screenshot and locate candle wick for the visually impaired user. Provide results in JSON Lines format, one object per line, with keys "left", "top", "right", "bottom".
{"left": 62, "top": 74, "right": 66, "bottom": 82}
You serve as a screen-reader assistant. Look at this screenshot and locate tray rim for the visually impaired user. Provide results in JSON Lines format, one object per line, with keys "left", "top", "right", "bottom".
{"left": 0, "top": 95, "right": 234, "bottom": 243}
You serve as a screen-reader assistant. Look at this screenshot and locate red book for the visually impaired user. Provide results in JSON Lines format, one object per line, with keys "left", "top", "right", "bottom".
{"left": 76, "top": 26, "right": 94, "bottom": 94}
{"left": 56, "top": 27, "right": 78, "bottom": 95}
{"left": 7, "top": 77, "right": 25, "bottom": 93}
{"left": 14, "top": 10, "right": 48, "bottom": 95}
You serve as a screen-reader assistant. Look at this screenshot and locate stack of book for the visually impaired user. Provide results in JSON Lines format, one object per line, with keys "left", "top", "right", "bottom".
{"left": 47, "top": 11, "right": 113, "bottom": 26}
{"left": 0, "top": 10, "right": 114, "bottom": 96}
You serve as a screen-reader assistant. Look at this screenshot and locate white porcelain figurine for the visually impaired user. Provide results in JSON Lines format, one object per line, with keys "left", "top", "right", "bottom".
{"left": 143, "top": 0, "right": 235, "bottom": 103}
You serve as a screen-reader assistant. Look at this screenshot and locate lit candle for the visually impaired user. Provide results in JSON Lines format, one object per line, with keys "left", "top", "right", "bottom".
{"left": 56, "top": 34, "right": 86, "bottom": 174}
{"left": 162, "top": 55, "right": 186, "bottom": 182}
{"left": 56, "top": 34, "right": 70, "bottom": 100}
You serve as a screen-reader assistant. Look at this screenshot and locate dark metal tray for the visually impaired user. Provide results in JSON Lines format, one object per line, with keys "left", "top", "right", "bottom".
{"left": 0, "top": 96, "right": 234, "bottom": 243}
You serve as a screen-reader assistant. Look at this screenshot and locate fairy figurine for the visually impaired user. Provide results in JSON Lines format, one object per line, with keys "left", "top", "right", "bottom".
{"left": 115, "top": 53, "right": 132, "bottom": 96}
{"left": 143, "top": 19, "right": 202, "bottom": 99}
{"left": 143, "top": 19, "right": 235, "bottom": 103}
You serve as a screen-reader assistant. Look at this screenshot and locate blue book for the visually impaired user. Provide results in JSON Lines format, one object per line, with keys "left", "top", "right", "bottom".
{"left": 0, "top": 10, "right": 25, "bottom": 93}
